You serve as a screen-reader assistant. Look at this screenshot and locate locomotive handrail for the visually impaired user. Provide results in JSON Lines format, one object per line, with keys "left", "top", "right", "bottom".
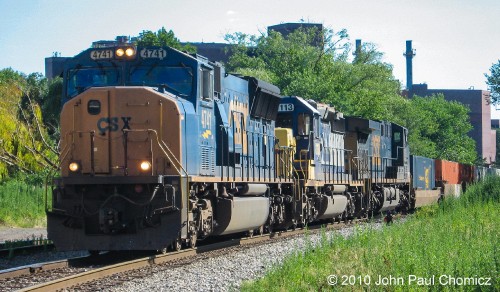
{"left": 275, "top": 145, "right": 296, "bottom": 180}
{"left": 298, "top": 149, "right": 310, "bottom": 180}
{"left": 59, "top": 131, "right": 96, "bottom": 173}
{"left": 58, "top": 131, "right": 79, "bottom": 169}
{"left": 58, "top": 142, "right": 71, "bottom": 169}
{"left": 123, "top": 129, "right": 188, "bottom": 178}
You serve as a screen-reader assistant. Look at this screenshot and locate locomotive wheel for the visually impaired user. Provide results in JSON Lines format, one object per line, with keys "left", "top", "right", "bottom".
{"left": 189, "top": 233, "right": 197, "bottom": 248}
{"left": 172, "top": 237, "right": 182, "bottom": 252}
{"left": 256, "top": 225, "right": 264, "bottom": 235}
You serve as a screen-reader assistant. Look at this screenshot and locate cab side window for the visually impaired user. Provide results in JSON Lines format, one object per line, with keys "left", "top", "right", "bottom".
{"left": 298, "top": 114, "right": 311, "bottom": 136}
{"left": 201, "top": 68, "right": 213, "bottom": 100}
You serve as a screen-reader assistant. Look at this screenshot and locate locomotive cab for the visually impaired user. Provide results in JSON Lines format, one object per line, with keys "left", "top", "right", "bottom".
{"left": 276, "top": 96, "right": 321, "bottom": 180}
{"left": 48, "top": 42, "right": 287, "bottom": 251}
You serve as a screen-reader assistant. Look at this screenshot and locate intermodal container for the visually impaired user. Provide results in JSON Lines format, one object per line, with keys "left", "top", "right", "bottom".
{"left": 459, "top": 163, "right": 474, "bottom": 184}
{"left": 475, "top": 166, "right": 488, "bottom": 181}
{"left": 411, "top": 155, "right": 435, "bottom": 190}
{"left": 435, "top": 159, "right": 459, "bottom": 185}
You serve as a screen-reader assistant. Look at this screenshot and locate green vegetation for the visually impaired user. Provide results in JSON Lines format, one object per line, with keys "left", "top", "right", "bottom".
{"left": 225, "top": 27, "right": 401, "bottom": 122}
{"left": 0, "top": 25, "right": 485, "bottom": 226}
{"left": 485, "top": 59, "right": 500, "bottom": 105}
{"left": 0, "top": 69, "right": 59, "bottom": 226}
{"left": 393, "top": 94, "right": 477, "bottom": 163}
{"left": 0, "top": 69, "right": 59, "bottom": 180}
{"left": 225, "top": 26, "right": 477, "bottom": 164}
{"left": 0, "top": 176, "right": 50, "bottom": 227}
{"left": 134, "top": 27, "right": 196, "bottom": 53}
{"left": 241, "top": 177, "right": 500, "bottom": 291}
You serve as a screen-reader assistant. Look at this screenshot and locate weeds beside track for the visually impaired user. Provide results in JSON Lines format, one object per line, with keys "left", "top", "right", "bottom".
{"left": 0, "top": 179, "right": 48, "bottom": 227}
{"left": 242, "top": 177, "right": 500, "bottom": 291}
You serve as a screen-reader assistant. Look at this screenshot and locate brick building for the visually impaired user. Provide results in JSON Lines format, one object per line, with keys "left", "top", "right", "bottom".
{"left": 411, "top": 84, "right": 496, "bottom": 164}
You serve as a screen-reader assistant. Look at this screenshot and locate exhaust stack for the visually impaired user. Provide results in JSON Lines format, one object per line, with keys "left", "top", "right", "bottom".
{"left": 404, "top": 40, "right": 416, "bottom": 91}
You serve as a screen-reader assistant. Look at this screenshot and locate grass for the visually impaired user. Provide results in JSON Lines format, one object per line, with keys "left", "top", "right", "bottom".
{"left": 0, "top": 178, "right": 49, "bottom": 227}
{"left": 241, "top": 176, "right": 500, "bottom": 291}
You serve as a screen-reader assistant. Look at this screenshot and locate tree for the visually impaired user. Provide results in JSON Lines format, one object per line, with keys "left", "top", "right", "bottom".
{"left": 134, "top": 27, "right": 196, "bottom": 53}
{"left": 394, "top": 94, "right": 477, "bottom": 164}
{"left": 0, "top": 69, "right": 58, "bottom": 180}
{"left": 41, "top": 77, "right": 63, "bottom": 139}
{"left": 225, "top": 26, "right": 476, "bottom": 163}
{"left": 224, "top": 26, "right": 404, "bottom": 121}
{"left": 485, "top": 60, "right": 500, "bottom": 104}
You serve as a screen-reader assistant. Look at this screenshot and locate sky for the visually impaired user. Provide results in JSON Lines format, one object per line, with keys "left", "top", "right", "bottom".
{"left": 1, "top": 0, "right": 500, "bottom": 117}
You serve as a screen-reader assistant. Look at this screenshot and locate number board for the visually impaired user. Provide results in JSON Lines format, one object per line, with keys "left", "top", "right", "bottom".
{"left": 140, "top": 48, "right": 167, "bottom": 60}
{"left": 90, "top": 50, "right": 113, "bottom": 60}
{"left": 278, "top": 103, "right": 294, "bottom": 112}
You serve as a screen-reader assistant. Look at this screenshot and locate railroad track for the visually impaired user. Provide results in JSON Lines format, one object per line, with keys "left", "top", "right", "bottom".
{"left": 0, "top": 243, "right": 54, "bottom": 258}
{"left": 1, "top": 217, "right": 380, "bottom": 291}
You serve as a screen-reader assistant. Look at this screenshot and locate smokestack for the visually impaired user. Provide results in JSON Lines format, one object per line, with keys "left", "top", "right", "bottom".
{"left": 404, "top": 40, "right": 416, "bottom": 92}
{"left": 354, "top": 39, "right": 362, "bottom": 63}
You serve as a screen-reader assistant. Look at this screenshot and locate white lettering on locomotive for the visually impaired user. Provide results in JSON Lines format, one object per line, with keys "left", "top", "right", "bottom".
{"left": 140, "top": 48, "right": 167, "bottom": 60}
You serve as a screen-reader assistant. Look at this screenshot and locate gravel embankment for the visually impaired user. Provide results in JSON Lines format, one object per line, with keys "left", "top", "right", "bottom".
{"left": 109, "top": 222, "right": 385, "bottom": 292}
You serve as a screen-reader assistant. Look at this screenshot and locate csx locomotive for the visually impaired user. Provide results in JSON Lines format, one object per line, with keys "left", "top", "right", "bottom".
{"left": 47, "top": 42, "right": 472, "bottom": 252}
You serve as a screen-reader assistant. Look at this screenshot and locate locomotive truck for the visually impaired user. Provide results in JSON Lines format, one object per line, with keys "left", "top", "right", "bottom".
{"left": 48, "top": 42, "right": 441, "bottom": 252}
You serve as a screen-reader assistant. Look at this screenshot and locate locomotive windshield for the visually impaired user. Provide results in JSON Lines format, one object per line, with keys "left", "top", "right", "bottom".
{"left": 67, "top": 67, "right": 120, "bottom": 98}
{"left": 130, "top": 66, "right": 193, "bottom": 96}
{"left": 63, "top": 46, "right": 199, "bottom": 101}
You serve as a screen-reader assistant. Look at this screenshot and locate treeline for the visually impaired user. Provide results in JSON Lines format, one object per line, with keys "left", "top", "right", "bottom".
{"left": 0, "top": 69, "right": 61, "bottom": 181}
{"left": 224, "top": 27, "right": 477, "bottom": 164}
{"left": 0, "top": 26, "right": 480, "bottom": 182}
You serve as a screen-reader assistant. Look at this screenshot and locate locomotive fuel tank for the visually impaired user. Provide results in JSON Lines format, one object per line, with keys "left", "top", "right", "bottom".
{"left": 214, "top": 197, "right": 270, "bottom": 235}
{"left": 378, "top": 187, "right": 401, "bottom": 212}
{"left": 317, "top": 195, "right": 348, "bottom": 220}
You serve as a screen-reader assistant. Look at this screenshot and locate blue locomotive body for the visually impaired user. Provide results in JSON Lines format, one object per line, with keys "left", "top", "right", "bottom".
{"left": 49, "top": 44, "right": 285, "bottom": 251}
{"left": 49, "top": 42, "right": 482, "bottom": 253}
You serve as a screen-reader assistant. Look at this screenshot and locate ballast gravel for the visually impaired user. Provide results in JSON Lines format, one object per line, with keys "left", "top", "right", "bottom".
{"left": 110, "top": 222, "right": 385, "bottom": 292}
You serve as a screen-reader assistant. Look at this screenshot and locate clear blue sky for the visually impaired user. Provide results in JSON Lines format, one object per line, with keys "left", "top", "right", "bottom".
{"left": 1, "top": 0, "right": 500, "bottom": 114}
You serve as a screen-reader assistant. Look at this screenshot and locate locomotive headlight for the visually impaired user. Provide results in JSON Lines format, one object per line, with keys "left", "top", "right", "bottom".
{"left": 140, "top": 161, "right": 151, "bottom": 171}
{"left": 116, "top": 48, "right": 125, "bottom": 57}
{"left": 125, "top": 47, "right": 135, "bottom": 57}
{"left": 69, "top": 162, "right": 80, "bottom": 172}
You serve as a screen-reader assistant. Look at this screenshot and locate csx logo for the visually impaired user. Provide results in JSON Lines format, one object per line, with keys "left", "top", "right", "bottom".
{"left": 97, "top": 117, "right": 131, "bottom": 133}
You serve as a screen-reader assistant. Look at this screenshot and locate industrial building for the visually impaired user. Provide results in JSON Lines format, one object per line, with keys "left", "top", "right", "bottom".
{"left": 404, "top": 40, "right": 496, "bottom": 164}
{"left": 410, "top": 84, "right": 496, "bottom": 164}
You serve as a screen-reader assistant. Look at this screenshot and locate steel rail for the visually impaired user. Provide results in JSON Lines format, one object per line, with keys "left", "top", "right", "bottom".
{"left": 12, "top": 218, "right": 372, "bottom": 291}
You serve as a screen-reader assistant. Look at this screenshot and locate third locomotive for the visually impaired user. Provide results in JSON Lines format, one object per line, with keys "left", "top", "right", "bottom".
{"left": 48, "top": 42, "right": 475, "bottom": 252}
